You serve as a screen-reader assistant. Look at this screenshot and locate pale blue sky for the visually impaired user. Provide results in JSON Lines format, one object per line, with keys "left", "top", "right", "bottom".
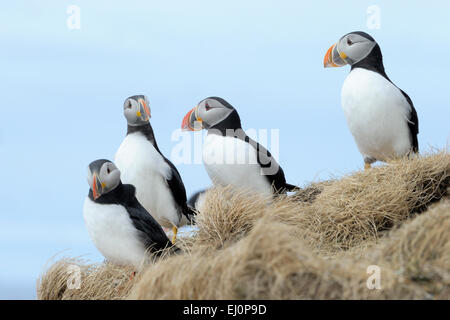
{"left": 0, "top": 1, "right": 449, "bottom": 299}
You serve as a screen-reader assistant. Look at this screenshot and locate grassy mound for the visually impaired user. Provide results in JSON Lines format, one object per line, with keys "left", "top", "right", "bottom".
{"left": 37, "top": 152, "right": 450, "bottom": 299}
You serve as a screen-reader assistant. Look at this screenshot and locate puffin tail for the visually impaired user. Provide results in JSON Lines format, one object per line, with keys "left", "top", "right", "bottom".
{"left": 183, "top": 205, "right": 197, "bottom": 225}
{"left": 284, "top": 183, "right": 301, "bottom": 192}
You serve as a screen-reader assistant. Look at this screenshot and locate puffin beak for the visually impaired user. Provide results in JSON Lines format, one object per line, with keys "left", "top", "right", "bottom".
{"left": 181, "top": 106, "right": 202, "bottom": 131}
{"left": 92, "top": 173, "right": 106, "bottom": 200}
{"left": 324, "top": 43, "right": 346, "bottom": 68}
{"left": 92, "top": 173, "right": 100, "bottom": 200}
{"left": 141, "top": 99, "right": 151, "bottom": 118}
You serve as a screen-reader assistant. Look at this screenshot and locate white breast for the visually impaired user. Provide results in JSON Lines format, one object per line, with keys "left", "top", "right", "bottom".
{"left": 202, "top": 134, "right": 272, "bottom": 195}
{"left": 83, "top": 197, "right": 148, "bottom": 269}
{"left": 114, "top": 133, "right": 181, "bottom": 228}
{"left": 341, "top": 68, "right": 413, "bottom": 162}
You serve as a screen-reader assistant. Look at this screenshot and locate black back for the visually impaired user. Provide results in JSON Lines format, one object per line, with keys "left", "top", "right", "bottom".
{"left": 89, "top": 183, "right": 176, "bottom": 254}
{"left": 351, "top": 43, "right": 419, "bottom": 153}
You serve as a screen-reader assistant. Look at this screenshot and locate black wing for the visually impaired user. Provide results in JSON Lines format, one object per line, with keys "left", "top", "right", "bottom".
{"left": 163, "top": 156, "right": 196, "bottom": 223}
{"left": 141, "top": 124, "right": 196, "bottom": 223}
{"left": 399, "top": 89, "right": 419, "bottom": 153}
{"left": 241, "top": 133, "right": 292, "bottom": 194}
{"left": 376, "top": 73, "right": 419, "bottom": 154}
{"left": 123, "top": 186, "right": 177, "bottom": 254}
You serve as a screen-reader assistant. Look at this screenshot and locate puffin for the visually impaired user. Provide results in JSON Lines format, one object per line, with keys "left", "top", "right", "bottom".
{"left": 83, "top": 159, "right": 177, "bottom": 269}
{"left": 115, "top": 95, "right": 195, "bottom": 244}
{"left": 181, "top": 97, "right": 298, "bottom": 196}
{"left": 324, "top": 31, "right": 419, "bottom": 169}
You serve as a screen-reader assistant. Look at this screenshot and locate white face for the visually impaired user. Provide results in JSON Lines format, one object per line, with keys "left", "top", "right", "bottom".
{"left": 324, "top": 32, "right": 377, "bottom": 68}
{"left": 190, "top": 98, "right": 234, "bottom": 129}
{"left": 123, "top": 95, "right": 151, "bottom": 126}
{"left": 87, "top": 160, "right": 121, "bottom": 200}
{"left": 336, "top": 33, "right": 377, "bottom": 65}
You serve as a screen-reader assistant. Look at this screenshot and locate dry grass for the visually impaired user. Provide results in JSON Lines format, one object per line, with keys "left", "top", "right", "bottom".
{"left": 287, "top": 151, "right": 450, "bottom": 252}
{"left": 129, "top": 218, "right": 434, "bottom": 300}
{"left": 37, "top": 258, "right": 137, "bottom": 300}
{"left": 37, "top": 152, "right": 450, "bottom": 299}
{"left": 365, "top": 199, "right": 450, "bottom": 298}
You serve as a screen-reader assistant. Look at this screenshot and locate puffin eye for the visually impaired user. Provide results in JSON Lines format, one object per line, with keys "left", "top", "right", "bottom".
{"left": 347, "top": 38, "right": 353, "bottom": 46}
{"left": 205, "top": 102, "right": 212, "bottom": 111}
{"left": 107, "top": 167, "right": 111, "bottom": 174}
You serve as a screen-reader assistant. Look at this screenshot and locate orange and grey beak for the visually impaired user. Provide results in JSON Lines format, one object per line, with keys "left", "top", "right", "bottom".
{"left": 181, "top": 106, "right": 202, "bottom": 131}
{"left": 92, "top": 172, "right": 106, "bottom": 200}
{"left": 92, "top": 173, "right": 100, "bottom": 200}
{"left": 324, "top": 43, "right": 347, "bottom": 68}
{"left": 141, "top": 99, "right": 151, "bottom": 118}
{"left": 136, "top": 99, "right": 151, "bottom": 120}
